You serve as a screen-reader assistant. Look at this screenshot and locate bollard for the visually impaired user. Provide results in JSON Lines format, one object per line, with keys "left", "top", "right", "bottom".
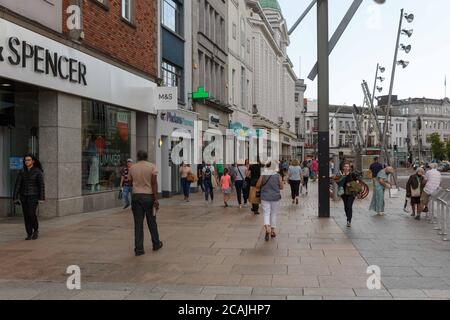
{"left": 440, "top": 191, "right": 450, "bottom": 241}
{"left": 436, "top": 196, "right": 443, "bottom": 233}
{"left": 443, "top": 204, "right": 449, "bottom": 241}
{"left": 432, "top": 189, "right": 446, "bottom": 230}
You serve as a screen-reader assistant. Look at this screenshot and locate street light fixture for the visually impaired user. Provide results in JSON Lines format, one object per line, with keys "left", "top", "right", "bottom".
{"left": 377, "top": 76, "right": 385, "bottom": 82}
{"left": 397, "top": 60, "right": 410, "bottom": 68}
{"left": 401, "top": 29, "right": 414, "bottom": 37}
{"left": 377, "top": 86, "right": 383, "bottom": 93}
{"left": 404, "top": 13, "right": 415, "bottom": 23}
{"left": 382, "top": 8, "right": 414, "bottom": 168}
{"left": 379, "top": 66, "right": 386, "bottom": 73}
{"left": 400, "top": 44, "right": 412, "bottom": 54}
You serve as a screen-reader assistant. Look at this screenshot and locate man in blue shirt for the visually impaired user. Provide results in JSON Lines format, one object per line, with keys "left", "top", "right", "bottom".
{"left": 369, "top": 157, "right": 384, "bottom": 179}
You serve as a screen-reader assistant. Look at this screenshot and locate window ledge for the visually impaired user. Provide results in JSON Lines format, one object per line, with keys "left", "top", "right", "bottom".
{"left": 121, "top": 17, "right": 137, "bottom": 29}
{"left": 89, "top": 0, "right": 110, "bottom": 11}
{"left": 162, "top": 25, "right": 185, "bottom": 42}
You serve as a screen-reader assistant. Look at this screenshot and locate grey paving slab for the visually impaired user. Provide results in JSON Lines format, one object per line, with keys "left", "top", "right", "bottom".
{"left": 304, "top": 288, "right": 355, "bottom": 297}
{"left": 31, "top": 290, "right": 80, "bottom": 300}
{"left": 215, "top": 294, "right": 286, "bottom": 300}
{"left": 382, "top": 277, "right": 450, "bottom": 290}
{"left": 252, "top": 287, "right": 303, "bottom": 296}
{"left": 151, "top": 284, "right": 204, "bottom": 294}
{"left": 161, "top": 293, "right": 217, "bottom": 300}
{"left": 423, "top": 290, "right": 450, "bottom": 299}
{"left": 125, "top": 292, "right": 164, "bottom": 300}
{"left": 0, "top": 289, "right": 41, "bottom": 300}
{"left": 70, "top": 290, "right": 132, "bottom": 300}
{"left": 202, "top": 286, "right": 253, "bottom": 295}
{"left": 388, "top": 289, "right": 428, "bottom": 298}
{"left": 353, "top": 289, "right": 392, "bottom": 297}
{"left": 287, "top": 296, "right": 322, "bottom": 300}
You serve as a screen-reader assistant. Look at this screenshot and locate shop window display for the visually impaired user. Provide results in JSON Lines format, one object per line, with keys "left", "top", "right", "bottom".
{"left": 82, "top": 100, "right": 131, "bottom": 194}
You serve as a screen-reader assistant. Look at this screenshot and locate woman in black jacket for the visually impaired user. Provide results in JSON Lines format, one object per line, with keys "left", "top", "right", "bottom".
{"left": 13, "top": 154, "right": 45, "bottom": 240}
{"left": 406, "top": 167, "right": 426, "bottom": 220}
{"left": 248, "top": 160, "right": 262, "bottom": 215}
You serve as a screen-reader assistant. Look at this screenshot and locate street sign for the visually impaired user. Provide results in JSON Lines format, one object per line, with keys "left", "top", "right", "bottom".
{"left": 192, "top": 87, "right": 209, "bottom": 100}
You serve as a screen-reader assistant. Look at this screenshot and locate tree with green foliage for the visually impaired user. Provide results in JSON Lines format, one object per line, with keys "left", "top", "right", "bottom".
{"left": 429, "top": 133, "right": 445, "bottom": 161}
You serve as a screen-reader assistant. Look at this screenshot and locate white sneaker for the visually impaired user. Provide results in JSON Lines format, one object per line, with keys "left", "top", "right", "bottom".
{"left": 380, "top": 212, "right": 385, "bottom": 216}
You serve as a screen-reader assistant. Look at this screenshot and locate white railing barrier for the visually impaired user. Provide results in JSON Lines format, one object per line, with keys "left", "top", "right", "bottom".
{"left": 437, "top": 190, "right": 450, "bottom": 242}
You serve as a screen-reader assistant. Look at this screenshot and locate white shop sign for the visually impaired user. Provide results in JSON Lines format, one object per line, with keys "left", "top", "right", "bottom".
{"left": 209, "top": 113, "right": 220, "bottom": 128}
{"left": 155, "top": 86, "right": 178, "bottom": 111}
{"left": 0, "top": 18, "right": 156, "bottom": 113}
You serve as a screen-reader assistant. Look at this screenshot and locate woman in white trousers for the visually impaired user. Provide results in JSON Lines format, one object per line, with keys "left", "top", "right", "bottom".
{"left": 256, "top": 161, "right": 283, "bottom": 241}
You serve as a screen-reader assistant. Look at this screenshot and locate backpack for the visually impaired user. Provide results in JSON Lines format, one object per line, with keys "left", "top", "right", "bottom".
{"left": 204, "top": 167, "right": 211, "bottom": 178}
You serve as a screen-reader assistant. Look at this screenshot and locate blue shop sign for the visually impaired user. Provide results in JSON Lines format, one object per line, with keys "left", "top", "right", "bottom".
{"left": 9, "top": 157, "right": 23, "bottom": 170}
{"left": 229, "top": 122, "right": 263, "bottom": 138}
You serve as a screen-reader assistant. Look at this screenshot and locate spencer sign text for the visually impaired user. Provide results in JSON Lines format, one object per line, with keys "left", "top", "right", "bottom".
{"left": 0, "top": 37, "right": 87, "bottom": 85}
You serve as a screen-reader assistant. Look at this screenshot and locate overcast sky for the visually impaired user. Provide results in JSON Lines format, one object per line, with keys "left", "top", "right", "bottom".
{"left": 279, "top": 0, "right": 450, "bottom": 105}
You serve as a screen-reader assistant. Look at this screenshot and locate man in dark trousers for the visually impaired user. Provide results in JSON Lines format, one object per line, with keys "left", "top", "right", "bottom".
{"left": 128, "top": 150, "right": 163, "bottom": 256}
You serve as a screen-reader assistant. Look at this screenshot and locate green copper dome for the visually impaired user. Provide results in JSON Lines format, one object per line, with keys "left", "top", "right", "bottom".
{"left": 259, "top": 0, "right": 281, "bottom": 11}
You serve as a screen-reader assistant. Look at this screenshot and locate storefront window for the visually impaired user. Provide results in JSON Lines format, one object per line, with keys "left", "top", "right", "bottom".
{"left": 0, "top": 80, "right": 39, "bottom": 216}
{"left": 82, "top": 100, "right": 131, "bottom": 194}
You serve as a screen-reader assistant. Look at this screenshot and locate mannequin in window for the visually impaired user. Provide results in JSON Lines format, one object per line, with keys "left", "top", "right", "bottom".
{"left": 87, "top": 134, "right": 100, "bottom": 192}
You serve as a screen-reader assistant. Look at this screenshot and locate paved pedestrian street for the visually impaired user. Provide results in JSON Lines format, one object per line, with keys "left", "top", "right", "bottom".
{"left": 0, "top": 183, "right": 449, "bottom": 300}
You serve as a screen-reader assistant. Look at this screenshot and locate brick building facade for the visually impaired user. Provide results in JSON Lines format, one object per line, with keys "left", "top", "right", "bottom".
{"left": 62, "top": 0, "right": 158, "bottom": 80}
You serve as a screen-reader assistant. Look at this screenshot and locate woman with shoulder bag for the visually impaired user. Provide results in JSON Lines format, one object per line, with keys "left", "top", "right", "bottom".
{"left": 406, "top": 167, "right": 426, "bottom": 220}
{"left": 13, "top": 154, "right": 45, "bottom": 240}
{"left": 234, "top": 160, "right": 249, "bottom": 209}
{"left": 256, "top": 161, "right": 283, "bottom": 241}
{"left": 342, "top": 172, "right": 363, "bottom": 228}
{"left": 334, "top": 162, "right": 354, "bottom": 227}
{"left": 288, "top": 159, "right": 302, "bottom": 205}
{"left": 180, "top": 163, "right": 193, "bottom": 202}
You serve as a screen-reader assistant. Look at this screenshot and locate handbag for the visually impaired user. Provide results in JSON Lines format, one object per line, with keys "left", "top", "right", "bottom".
{"left": 337, "top": 186, "right": 345, "bottom": 197}
{"left": 118, "top": 189, "right": 123, "bottom": 200}
{"left": 238, "top": 167, "right": 248, "bottom": 189}
{"left": 186, "top": 172, "right": 196, "bottom": 183}
{"left": 212, "top": 176, "right": 218, "bottom": 188}
{"left": 249, "top": 186, "right": 261, "bottom": 204}
{"left": 410, "top": 177, "right": 421, "bottom": 197}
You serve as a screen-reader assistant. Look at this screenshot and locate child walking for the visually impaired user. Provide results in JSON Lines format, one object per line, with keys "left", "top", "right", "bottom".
{"left": 221, "top": 168, "right": 232, "bottom": 207}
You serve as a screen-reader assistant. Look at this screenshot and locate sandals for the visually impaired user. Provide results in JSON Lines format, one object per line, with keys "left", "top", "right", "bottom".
{"left": 265, "top": 233, "right": 270, "bottom": 241}
{"left": 271, "top": 232, "right": 276, "bottom": 238}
